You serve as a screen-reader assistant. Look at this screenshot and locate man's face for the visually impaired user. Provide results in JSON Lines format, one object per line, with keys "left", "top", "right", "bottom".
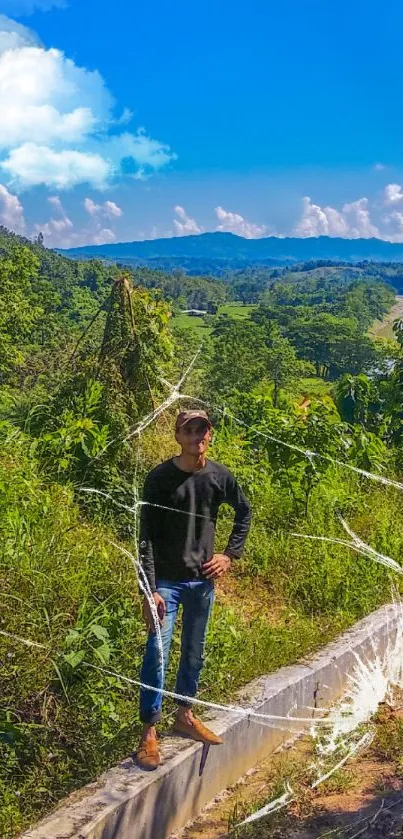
{"left": 175, "top": 419, "right": 212, "bottom": 456}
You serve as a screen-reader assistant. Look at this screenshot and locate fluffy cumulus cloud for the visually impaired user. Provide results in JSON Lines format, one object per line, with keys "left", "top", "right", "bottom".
{"left": 294, "top": 196, "right": 379, "bottom": 239}
{"left": 383, "top": 212, "right": 403, "bottom": 241}
{"left": 343, "top": 198, "right": 379, "bottom": 238}
{"left": 173, "top": 206, "right": 203, "bottom": 236}
{"left": 0, "top": 183, "right": 25, "bottom": 232}
{"left": 0, "top": 16, "right": 176, "bottom": 191}
{"left": 32, "top": 194, "right": 118, "bottom": 248}
{"left": 384, "top": 183, "right": 403, "bottom": 206}
{"left": 215, "top": 206, "right": 268, "bottom": 238}
{"left": 2, "top": 145, "right": 111, "bottom": 190}
{"left": 32, "top": 194, "right": 73, "bottom": 245}
{"left": 294, "top": 197, "right": 349, "bottom": 237}
{"left": 0, "top": 14, "right": 40, "bottom": 52}
{"left": 84, "top": 197, "right": 123, "bottom": 218}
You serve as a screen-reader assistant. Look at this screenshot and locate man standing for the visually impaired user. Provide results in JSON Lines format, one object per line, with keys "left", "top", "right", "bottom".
{"left": 136, "top": 410, "right": 251, "bottom": 770}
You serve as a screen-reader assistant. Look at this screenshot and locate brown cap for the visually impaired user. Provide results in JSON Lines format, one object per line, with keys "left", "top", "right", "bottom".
{"left": 175, "top": 410, "right": 212, "bottom": 432}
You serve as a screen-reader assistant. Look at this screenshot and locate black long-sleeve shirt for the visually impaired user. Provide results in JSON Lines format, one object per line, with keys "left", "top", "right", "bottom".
{"left": 139, "top": 458, "right": 251, "bottom": 592}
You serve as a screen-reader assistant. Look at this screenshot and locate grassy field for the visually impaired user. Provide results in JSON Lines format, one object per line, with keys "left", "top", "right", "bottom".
{"left": 219, "top": 303, "right": 257, "bottom": 319}
{"left": 173, "top": 303, "right": 257, "bottom": 336}
{"left": 172, "top": 312, "right": 211, "bottom": 336}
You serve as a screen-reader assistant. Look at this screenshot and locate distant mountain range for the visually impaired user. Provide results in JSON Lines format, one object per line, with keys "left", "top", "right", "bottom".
{"left": 62, "top": 231, "right": 403, "bottom": 268}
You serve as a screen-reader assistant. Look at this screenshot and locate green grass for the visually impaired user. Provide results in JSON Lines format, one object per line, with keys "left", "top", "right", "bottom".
{"left": 172, "top": 302, "right": 257, "bottom": 336}
{"left": 296, "top": 377, "right": 334, "bottom": 399}
{"left": 218, "top": 303, "right": 257, "bottom": 319}
{"left": 172, "top": 312, "right": 211, "bottom": 336}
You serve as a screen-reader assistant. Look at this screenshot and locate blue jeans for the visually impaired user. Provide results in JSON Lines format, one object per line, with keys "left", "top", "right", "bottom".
{"left": 139, "top": 580, "right": 214, "bottom": 724}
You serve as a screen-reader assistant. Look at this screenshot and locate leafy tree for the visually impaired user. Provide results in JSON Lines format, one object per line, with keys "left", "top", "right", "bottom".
{"left": 336, "top": 373, "right": 382, "bottom": 429}
{"left": 207, "top": 321, "right": 269, "bottom": 401}
{"left": 99, "top": 273, "right": 173, "bottom": 418}
{"left": 266, "top": 327, "right": 313, "bottom": 407}
{"left": 387, "top": 319, "right": 403, "bottom": 445}
{"left": 0, "top": 245, "right": 43, "bottom": 383}
{"left": 287, "top": 313, "right": 378, "bottom": 379}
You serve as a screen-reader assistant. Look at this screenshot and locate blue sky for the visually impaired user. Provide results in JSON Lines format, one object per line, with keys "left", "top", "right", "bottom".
{"left": 1, "top": 0, "right": 403, "bottom": 245}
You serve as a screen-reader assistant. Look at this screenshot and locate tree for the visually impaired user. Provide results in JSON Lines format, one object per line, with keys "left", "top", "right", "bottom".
{"left": 287, "top": 313, "right": 377, "bottom": 379}
{"left": 207, "top": 321, "right": 269, "bottom": 400}
{"left": 99, "top": 273, "right": 173, "bottom": 421}
{"left": 0, "top": 245, "right": 43, "bottom": 383}
{"left": 266, "top": 327, "right": 312, "bottom": 407}
{"left": 336, "top": 373, "right": 382, "bottom": 429}
{"left": 387, "top": 319, "right": 403, "bottom": 445}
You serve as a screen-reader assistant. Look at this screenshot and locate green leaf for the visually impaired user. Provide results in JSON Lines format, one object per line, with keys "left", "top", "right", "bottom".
{"left": 63, "top": 650, "right": 86, "bottom": 669}
{"left": 65, "top": 629, "right": 81, "bottom": 647}
{"left": 94, "top": 643, "right": 111, "bottom": 664}
{"left": 90, "top": 624, "right": 109, "bottom": 641}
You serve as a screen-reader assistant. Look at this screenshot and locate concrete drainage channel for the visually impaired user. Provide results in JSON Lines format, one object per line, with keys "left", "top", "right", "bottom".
{"left": 21, "top": 603, "right": 399, "bottom": 839}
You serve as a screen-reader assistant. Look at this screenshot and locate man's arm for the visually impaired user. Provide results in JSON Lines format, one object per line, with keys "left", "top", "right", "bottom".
{"left": 203, "top": 470, "right": 251, "bottom": 580}
{"left": 223, "top": 471, "right": 252, "bottom": 560}
{"left": 139, "top": 472, "right": 166, "bottom": 629}
{"left": 139, "top": 472, "right": 158, "bottom": 593}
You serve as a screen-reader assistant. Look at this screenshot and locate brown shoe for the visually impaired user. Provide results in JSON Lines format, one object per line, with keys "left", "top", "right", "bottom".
{"left": 173, "top": 714, "right": 223, "bottom": 745}
{"left": 136, "top": 735, "right": 161, "bottom": 771}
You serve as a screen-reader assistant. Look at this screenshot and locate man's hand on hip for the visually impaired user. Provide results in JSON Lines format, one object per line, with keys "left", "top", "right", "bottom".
{"left": 142, "top": 592, "right": 166, "bottom": 633}
{"left": 203, "top": 553, "right": 232, "bottom": 580}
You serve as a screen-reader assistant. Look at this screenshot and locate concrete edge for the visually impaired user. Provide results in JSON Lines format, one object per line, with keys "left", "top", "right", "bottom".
{"left": 20, "top": 603, "right": 400, "bottom": 839}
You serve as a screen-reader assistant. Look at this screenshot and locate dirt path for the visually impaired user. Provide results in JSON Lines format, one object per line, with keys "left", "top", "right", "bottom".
{"left": 370, "top": 295, "right": 403, "bottom": 339}
{"left": 173, "top": 704, "right": 403, "bottom": 839}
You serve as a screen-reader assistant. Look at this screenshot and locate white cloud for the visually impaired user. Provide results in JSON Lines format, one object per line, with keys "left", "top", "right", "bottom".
{"left": 84, "top": 197, "right": 122, "bottom": 218}
{"left": 0, "top": 15, "right": 40, "bottom": 53}
{"left": 215, "top": 205, "right": 268, "bottom": 239}
{"left": 294, "top": 196, "right": 379, "bottom": 239}
{"left": 84, "top": 197, "right": 101, "bottom": 216}
{"left": 373, "top": 163, "right": 386, "bottom": 172}
{"left": 1, "top": 1, "right": 66, "bottom": 16}
{"left": 106, "top": 130, "right": 175, "bottom": 179}
{"left": 342, "top": 198, "right": 379, "bottom": 238}
{"left": 104, "top": 200, "right": 122, "bottom": 218}
{"left": 33, "top": 194, "right": 73, "bottom": 245}
{"left": 47, "top": 195, "right": 63, "bottom": 212}
{"left": 381, "top": 211, "right": 403, "bottom": 243}
{"left": 34, "top": 195, "right": 118, "bottom": 248}
{"left": 0, "top": 18, "right": 176, "bottom": 190}
{"left": 91, "top": 227, "right": 116, "bottom": 245}
{"left": 383, "top": 183, "right": 403, "bottom": 206}
{"left": 294, "top": 197, "right": 349, "bottom": 237}
{"left": 173, "top": 205, "right": 203, "bottom": 236}
{"left": 2, "top": 144, "right": 111, "bottom": 190}
{"left": 0, "top": 183, "right": 25, "bottom": 232}
{"left": 0, "top": 44, "right": 111, "bottom": 148}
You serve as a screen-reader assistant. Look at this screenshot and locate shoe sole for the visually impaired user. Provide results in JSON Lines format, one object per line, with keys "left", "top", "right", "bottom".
{"left": 173, "top": 728, "right": 223, "bottom": 745}
{"left": 136, "top": 761, "right": 160, "bottom": 771}
{"left": 133, "top": 752, "right": 161, "bottom": 771}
